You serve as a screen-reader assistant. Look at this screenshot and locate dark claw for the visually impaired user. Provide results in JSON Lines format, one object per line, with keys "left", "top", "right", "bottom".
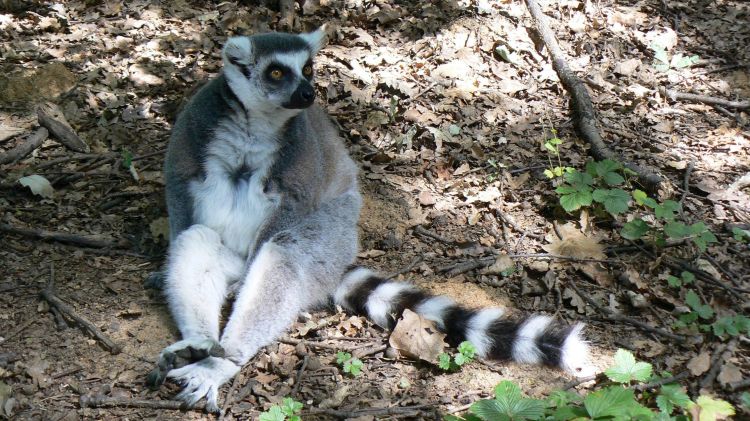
{"left": 144, "top": 271, "right": 166, "bottom": 289}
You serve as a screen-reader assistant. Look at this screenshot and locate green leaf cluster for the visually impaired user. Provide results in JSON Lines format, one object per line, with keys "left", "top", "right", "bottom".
{"left": 651, "top": 43, "right": 699, "bottom": 72}
{"left": 336, "top": 351, "right": 363, "bottom": 376}
{"left": 555, "top": 160, "right": 629, "bottom": 215}
{"left": 711, "top": 314, "right": 750, "bottom": 338}
{"left": 446, "top": 349, "right": 735, "bottom": 421}
{"left": 731, "top": 227, "right": 750, "bottom": 242}
{"left": 259, "top": 397, "right": 303, "bottom": 421}
{"left": 438, "top": 341, "right": 476, "bottom": 371}
{"left": 666, "top": 271, "right": 695, "bottom": 288}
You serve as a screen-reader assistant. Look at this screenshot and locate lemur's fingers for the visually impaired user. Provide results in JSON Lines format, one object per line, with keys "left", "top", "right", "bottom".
{"left": 143, "top": 271, "right": 166, "bottom": 289}
{"left": 145, "top": 339, "right": 225, "bottom": 389}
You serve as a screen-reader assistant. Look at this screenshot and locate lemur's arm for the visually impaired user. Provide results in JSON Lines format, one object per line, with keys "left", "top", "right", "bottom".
{"left": 156, "top": 190, "right": 361, "bottom": 412}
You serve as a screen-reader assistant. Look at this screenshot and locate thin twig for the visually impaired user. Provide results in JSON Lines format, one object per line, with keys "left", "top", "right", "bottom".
{"left": 218, "top": 370, "right": 244, "bottom": 421}
{"left": 303, "top": 404, "right": 429, "bottom": 419}
{"left": 0, "top": 128, "right": 49, "bottom": 165}
{"left": 79, "top": 395, "right": 205, "bottom": 411}
{"left": 567, "top": 280, "right": 688, "bottom": 343}
{"left": 291, "top": 355, "right": 309, "bottom": 397}
{"left": 634, "top": 371, "right": 690, "bottom": 391}
{"left": 385, "top": 256, "right": 423, "bottom": 279}
{"left": 699, "top": 339, "right": 738, "bottom": 389}
{"left": 413, "top": 226, "right": 456, "bottom": 245}
{"left": 41, "top": 288, "right": 122, "bottom": 354}
{"left": 494, "top": 210, "right": 543, "bottom": 239}
{"left": 0, "top": 223, "right": 129, "bottom": 249}
{"left": 563, "top": 374, "right": 598, "bottom": 390}
{"left": 279, "top": 337, "right": 352, "bottom": 351}
{"left": 678, "top": 161, "right": 694, "bottom": 215}
{"left": 660, "top": 87, "right": 750, "bottom": 109}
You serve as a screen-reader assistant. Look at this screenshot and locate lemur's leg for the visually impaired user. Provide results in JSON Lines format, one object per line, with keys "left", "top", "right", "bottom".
{"left": 167, "top": 192, "right": 361, "bottom": 411}
{"left": 147, "top": 224, "right": 244, "bottom": 389}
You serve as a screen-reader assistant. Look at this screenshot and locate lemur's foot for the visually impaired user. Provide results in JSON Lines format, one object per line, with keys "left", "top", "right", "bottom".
{"left": 146, "top": 338, "right": 225, "bottom": 389}
{"left": 143, "top": 271, "right": 166, "bottom": 289}
{"left": 169, "top": 356, "right": 240, "bottom": 413}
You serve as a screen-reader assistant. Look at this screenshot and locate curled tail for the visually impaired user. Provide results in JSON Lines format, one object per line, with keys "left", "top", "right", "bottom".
{"left": 334, "top": 267, "right": 592, "bottom": 377}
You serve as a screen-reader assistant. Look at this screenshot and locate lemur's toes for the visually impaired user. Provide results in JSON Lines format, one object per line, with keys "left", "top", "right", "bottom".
{"left": 146, "top": 339, "right": 225, "bottom": 389}
{"left": 144, "top": 271, "right": 166, "bottom": 289}
{"left": 172, "top": 343, "right": 226, "bottom": 368}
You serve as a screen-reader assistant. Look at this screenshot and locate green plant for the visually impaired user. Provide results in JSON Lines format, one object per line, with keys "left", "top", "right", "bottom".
{"left": 650, "top": 43, "right": 699, "bottom": 72}
{"left": 258, "top": 397, "right": 303, "bottom": 421}
{"left": 732, "top": 227, "right": 750, "bottom": 243}
{"left": 336, "top": 351, "right": 363, "bottom": 376}
{"left": 446, "top": 349, "right": 734, "bottom": 421}
{"left": 666, "top": 271, "right": 695, "bottom": 288}
{"left": 438, "top": 341, "right": 476, "bottom": 371}
{"left": 542, "top": 129, "right": 574, "bottom": 179}
{"left": 555, "top": 160, "right": 630, "bottom": 215}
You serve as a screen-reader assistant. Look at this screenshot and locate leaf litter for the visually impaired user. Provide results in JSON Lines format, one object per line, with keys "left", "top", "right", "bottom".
{"left": 0, "top": 0, "right": 748, "bottom": 419}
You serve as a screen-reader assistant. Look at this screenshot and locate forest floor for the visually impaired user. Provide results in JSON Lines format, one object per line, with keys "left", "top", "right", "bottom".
{"left": 0, "top": 0, "right": 748, "bottom": 420}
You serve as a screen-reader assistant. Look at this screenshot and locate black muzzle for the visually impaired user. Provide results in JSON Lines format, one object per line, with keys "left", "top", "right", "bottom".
{"left": 283, "top": 81, "right": 316, "bottom": 109}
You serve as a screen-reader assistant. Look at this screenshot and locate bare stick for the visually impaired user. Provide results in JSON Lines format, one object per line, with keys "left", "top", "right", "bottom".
{"left": 413, "top": 225, "right": 456, "bottom": 245}
{"left": 41, "top": 288, "right": 122, "bottom": 354}
{"left": 0, "top": 128, "right": 49, "bottom": 165}
{"left": 634, "top": 371, "right": 690, "bottom": 391}
{"left": 523, "top": 0, "right": 662, "bottom": 191}
{"left": 80, "top": 395, "right": 204, "bottom": 411}
{"left": 563, "top": 374, "right": 598, "bottom": 390}
{"left": 303, "top": 404, "right": 428, "bottom": 419}
{"left": 0, "top": 223, "right": 129, "bottom": 249}
{"left": 494, "top": 210, "right": 543, "bottom": 240}
{"left": 279, "top": 337, "right": 352, "bottom": 351}
{"left": 218, "top": 370, "right": 244, "bottom": 421}
{"left": 36, "top": 103, "right": 89, "bottom": 153}
{"left": 660, "top": 87, "right": 750, "bottom": 109}
{"left": 728, "top": 378, "right": 750, "bottom": 392}
{"left": 678, "top": 161, "right": 694, "bottom": 214}
{"left": 699, "top": 338, "right": 738, "bottom": 389}
{"left": 567, "top": 280, "right": 688, "bottom": 343}
{"left": 385, "top": 256, "right": 423, "bottom": 279}
{"left": 291, "top": 355, "right": 309, "bottom": 397}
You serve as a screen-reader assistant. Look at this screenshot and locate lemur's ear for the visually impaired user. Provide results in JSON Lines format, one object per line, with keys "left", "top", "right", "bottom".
{"left": 299, "top": 24, "right": 328, "bottom": 55}
{"left": 223, "top": 36, "right": 253, "bottom": 66}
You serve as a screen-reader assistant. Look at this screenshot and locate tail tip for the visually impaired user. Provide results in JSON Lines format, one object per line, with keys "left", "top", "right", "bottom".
{"left": 560, "top": 323, "right": 596, "bottom": 377}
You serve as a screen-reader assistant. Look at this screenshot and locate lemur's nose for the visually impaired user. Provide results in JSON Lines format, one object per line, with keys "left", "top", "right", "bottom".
{"left": 301, "top": 88, "right": 315, "bottom": 102}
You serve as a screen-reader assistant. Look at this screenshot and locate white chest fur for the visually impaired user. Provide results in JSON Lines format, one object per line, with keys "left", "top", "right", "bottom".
{"left": 189, "top": 117, "right": 281, "bottom": 257}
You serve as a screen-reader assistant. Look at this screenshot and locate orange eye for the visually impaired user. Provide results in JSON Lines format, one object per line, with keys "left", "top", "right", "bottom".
{"left": 270, "top": 69, "right": 283, "bottom": 79}
{"left": 303, "top": 65, "right": 313, "bottom": 76}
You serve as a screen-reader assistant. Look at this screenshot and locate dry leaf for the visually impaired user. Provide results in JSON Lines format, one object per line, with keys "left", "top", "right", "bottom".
{"left": 614, "top": 58, "right": 641, "bottom": 76}
{"left": 687, "top": 351, "right": 711, "bottom": 376}
{"left": 465, "top": 186, "right": 501, "bottom": 204}
{"left": 481, "top": 254, "right": 514, "bottom": 275}
{"left": 389, "top": 309, "right": 446, "bottom": 362}
{"left": 418, "top": 191, "right": 436, "bottom": 206}
{"left": 18, "top": 175, "right": 54, "bottom": 199}
{"left": 543, "top": 223, "right": 606, "bottom": 260}
{"left": 717, "top": 362, "right": 742, "bottom": 386}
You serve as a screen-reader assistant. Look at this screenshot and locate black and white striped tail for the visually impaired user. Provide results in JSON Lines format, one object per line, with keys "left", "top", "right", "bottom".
{"left": 334, "top": 267, "right": 592, "bottom": 377}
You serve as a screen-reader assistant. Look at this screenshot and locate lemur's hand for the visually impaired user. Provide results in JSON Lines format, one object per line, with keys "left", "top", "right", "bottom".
{"left": 146, "top": 338, "right": 225, "bottom": 389}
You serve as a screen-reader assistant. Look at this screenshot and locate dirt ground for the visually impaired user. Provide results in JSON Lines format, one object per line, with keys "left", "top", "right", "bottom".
{"left": 1, "top": 0, "right": 749, "bottom": 420}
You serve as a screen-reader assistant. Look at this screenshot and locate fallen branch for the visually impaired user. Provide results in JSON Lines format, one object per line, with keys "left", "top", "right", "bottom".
{"left": 437, "top": 253, "right": 617, "bottom": 277}
{"left": 634, "top": 371, "right": 690, "bottom": 391}
{"left": 660, "top": 87, "right": 750, "bottom": 110}
{"left": 0, "top": 127, "right": 49, "bottom": 165}
{"left": 699, "top": 338, "right": 738, "bottom": 390}
{"left": 523, "top": 0, "right": 663, "bottom": 191}
{"left": 37, "top": 102, "right": 89, "bottom": 153}
{"left": 303, "top": 404, "right": 429, "bottom": 419}
{"left": 41, "top": 288, "right": 122, "bottom": 354}
{"left": 80, "top": 395, "right": 204, "bottom": 411}
{"left": 0, "top": 223, "right": 129, "bottom": 249}
{"left": 567, "top": 280, "right": 688, "bottom": 344}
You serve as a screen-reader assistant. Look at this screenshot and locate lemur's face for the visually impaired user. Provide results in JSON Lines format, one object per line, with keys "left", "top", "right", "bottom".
{"left": 222, "top": 29, "right": 326, "bottom": 113}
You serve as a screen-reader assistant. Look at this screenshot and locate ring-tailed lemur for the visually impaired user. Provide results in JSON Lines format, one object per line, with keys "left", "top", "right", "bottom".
{"left": 146, "top": 27, "right": 593, "bottom": 413}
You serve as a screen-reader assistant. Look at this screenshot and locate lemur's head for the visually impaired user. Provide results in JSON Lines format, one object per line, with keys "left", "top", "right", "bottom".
{"left": 222, "top": 27, "right": 327, "bottom": 114}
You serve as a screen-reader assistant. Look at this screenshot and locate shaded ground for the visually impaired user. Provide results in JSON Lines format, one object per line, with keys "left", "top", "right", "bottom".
{"left": 1, "top": 0, "right": 748, "bottom": 419}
